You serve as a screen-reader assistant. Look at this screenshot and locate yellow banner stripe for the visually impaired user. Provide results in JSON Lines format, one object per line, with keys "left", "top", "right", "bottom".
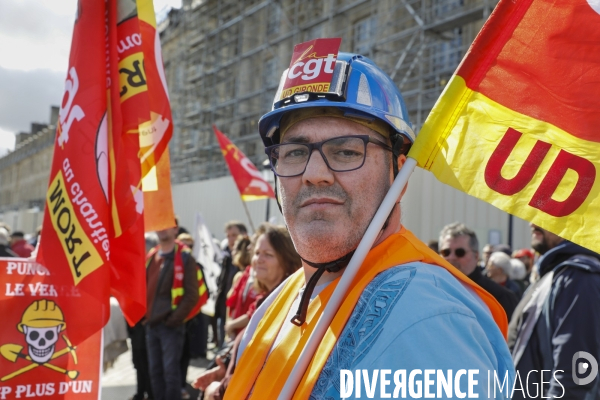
{"left": 107, "top": 92, "right": 123, "bottom": 237}
{"left": 137, "top": 0, "right": 157, "bottom": 28}
{"left": 409, "top": 75, "right": 600, "bottom": 253}
{"left": 241, "top": 194, "right": 272, "bottom": 202}
{"left": 46, "top": 171, "right": 104, "bottom": 285}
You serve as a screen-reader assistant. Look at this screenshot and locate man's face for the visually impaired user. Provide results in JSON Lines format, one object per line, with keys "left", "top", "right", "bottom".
{"left": 156, "top": 227, "right": 178, "bottom": 243}
{"left": 226, "top": 227, "right": 241, "bottom": 250}
{"left": 530, "top": 224, "right": 563, "bottom": 255}
{"left": 439, "top": 234, "right": 479, "bottom": 275}
{"left": 482, "top": 245, "right": 493, "bottom": 265}
{"left": 277, "top": 117, "right": 395, "bottom": 263}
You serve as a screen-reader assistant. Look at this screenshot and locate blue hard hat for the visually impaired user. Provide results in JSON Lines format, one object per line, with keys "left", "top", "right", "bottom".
{"left": 258, "top": 52, "right": 415, "bottom": 147}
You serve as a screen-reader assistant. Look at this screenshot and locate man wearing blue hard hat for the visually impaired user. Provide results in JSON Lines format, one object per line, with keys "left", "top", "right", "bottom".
{"left": 226, "top": 39, "right": 514, "bottom": 399}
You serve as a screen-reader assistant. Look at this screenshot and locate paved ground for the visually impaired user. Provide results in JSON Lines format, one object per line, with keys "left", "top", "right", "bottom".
{"left": 101, "top": 344, "right": 213, "bottom": 400}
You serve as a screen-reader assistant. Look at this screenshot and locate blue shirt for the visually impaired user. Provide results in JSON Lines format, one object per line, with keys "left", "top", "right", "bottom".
{"left": 240, "top": 262, "right": 515, "bottom": 399}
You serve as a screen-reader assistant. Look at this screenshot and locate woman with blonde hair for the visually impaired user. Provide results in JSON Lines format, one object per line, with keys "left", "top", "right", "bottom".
{"left": 194, "top": 225, "right": 301, "bottom": 399}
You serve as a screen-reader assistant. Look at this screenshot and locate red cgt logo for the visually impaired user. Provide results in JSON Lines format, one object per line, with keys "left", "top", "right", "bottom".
{"left": 281, "top": 38, "right": 342, "bottom": 99}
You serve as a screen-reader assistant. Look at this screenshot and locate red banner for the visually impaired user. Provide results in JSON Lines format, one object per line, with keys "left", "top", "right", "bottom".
{"left": 37, "top": 0, "right": 151, "bottom": 340}
{"left": 137, "top": 0, "right": 176, "bottom": 232}
{"left": 213, "top": 126, "right": 275, "bottom": 201}
{"left": 0, "top": 258, "right": 102, "bottom": 399}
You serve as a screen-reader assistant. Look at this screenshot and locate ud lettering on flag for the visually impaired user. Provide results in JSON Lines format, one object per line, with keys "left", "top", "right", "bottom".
{"left": 213, "top": 126, "right": 276, "bottom": 201}
{"left": 409, "top": 0, "right": 600, "bottom": 253}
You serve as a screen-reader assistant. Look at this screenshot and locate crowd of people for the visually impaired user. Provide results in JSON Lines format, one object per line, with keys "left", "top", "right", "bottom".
{"left": 0, "top": 224, "right": 36, "bottom": 258}
{"left": 132, "top": 218, "right": 302, "bottom": 400}
{"left": 129, "top": 215, "right": 598, "bottom": 400}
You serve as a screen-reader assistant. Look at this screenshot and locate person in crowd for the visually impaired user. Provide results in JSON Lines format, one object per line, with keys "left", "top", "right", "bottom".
{"left": 439, "top": 222, "right": 519, "bottom": 320}
{"left": 29, "top": 225, "right": 42, "bottom": 248}
{"left": 224, "top": 236, "right": 254, "bottom": 339}
{"left": 175, "top": 232, "right": 208, "bottom": 399}
{"left": 494, "top": 243, "right": 512, "bottom": 257}
{"left": 177, "top": 232, "right": 194, "bottom": 248}
{"left": 193, "top": 225, "right": 301, "bottom": 399}
{"left": 214, "top": 221, "right": 247, "bottom": 348}
{"left": 427, "top": 239, "right": 438, "bottom": 253}
{"left": 0, "top": 228, "right": 18, "bottom": 257}
{"left": 482, "top": 243, "right": 495, "bottom": 268}
{"left": 509, "top": 224, "right": 600, "bottom": 399}
{"left": 10, "top": 231, "right": 34, "bottom": 257}
{"left": 486, "top": 251, "right": 522, "bottom": 298}
{"left": 512, "top": 248, "right": 535, "bottom": 282}
{"left": 128, "top": 232, "right": 158, "bottom": 400}
{"left": 508, "top": 258, "right": 528, "bottom": 294}
{"left": 145, "top": 221, "right": 199, "bottom": 400}
{"left": 224, "top": 49, "right": 513, "bottom": 398}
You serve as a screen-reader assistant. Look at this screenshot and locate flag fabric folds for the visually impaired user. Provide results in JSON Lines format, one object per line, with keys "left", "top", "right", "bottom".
{"left": 37, "top": 0, "right": 175, "bottom": 342}
{"left": 137, "top": 0, "right": 176, "bottom": 233}
{"left": 409, "top": 0, "right": 600, "bottom": 253}
{"left": 213, "top": 126, "right": 276, "bottom": 201}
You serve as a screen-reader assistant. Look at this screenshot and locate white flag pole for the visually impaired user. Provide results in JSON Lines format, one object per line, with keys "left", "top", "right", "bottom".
{"left": 277, "top": 157, "right": 417, "bottom": 400}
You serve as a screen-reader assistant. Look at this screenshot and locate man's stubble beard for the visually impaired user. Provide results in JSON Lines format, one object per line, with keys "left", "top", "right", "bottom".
{"left": 281, "top": 175, "right": 391, "bottom": 264}
{"left": 531, "top": 228, "right": 550, "bottom": 255}
{"left": 532, "top": 239, "right": 549, "bottom": 255}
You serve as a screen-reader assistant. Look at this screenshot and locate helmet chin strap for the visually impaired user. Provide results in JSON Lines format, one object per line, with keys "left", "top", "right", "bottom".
{"left": 290, "top": 251, "right": 355, "bottom": 326}
{"left": 271, "top": 134, "right": 405, "bottom": 326}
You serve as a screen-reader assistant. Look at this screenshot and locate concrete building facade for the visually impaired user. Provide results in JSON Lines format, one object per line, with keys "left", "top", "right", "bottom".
{"left": 0, "top": 122, "right": 56, "bottom": 235}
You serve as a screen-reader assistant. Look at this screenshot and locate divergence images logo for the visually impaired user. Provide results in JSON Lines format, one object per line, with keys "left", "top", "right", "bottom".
{"left": 572, "top": 351, "right": 598, "bottom": 386}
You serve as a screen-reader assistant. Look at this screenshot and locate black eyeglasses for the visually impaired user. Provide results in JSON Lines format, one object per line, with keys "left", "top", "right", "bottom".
{"left": 440, "top": 248, "right": 468, "bottom": 258}
{"left": 264, "top": 135, "right": 392, "bottom": 178}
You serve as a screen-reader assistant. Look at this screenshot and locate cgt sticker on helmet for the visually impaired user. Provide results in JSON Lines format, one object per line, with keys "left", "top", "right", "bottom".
{"left": 1, "top": 299, "right": 79, "bottom": 382}
{"left": 281, "top": 38, "right": 342, "bottom": 99}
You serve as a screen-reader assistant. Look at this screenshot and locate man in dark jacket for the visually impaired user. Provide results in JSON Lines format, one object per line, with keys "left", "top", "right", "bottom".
{"left": 439, "top": 222, "right": 519, "bottom": 320}
{"left": 509, "top": 224, "right": 600, "bottom": 399}
{"left": 146, "top": 224, "right": 199, "bottom": 400}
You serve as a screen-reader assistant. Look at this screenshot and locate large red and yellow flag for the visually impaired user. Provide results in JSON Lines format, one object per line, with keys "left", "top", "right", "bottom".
{"left": 409, "top": 0, "right": 600, "bottom": 253}
{"left": 213, "top": 126, "right": 276, "bottom": 201}
{"left": 37, "top": 0, "right": 175, "bottom": 341}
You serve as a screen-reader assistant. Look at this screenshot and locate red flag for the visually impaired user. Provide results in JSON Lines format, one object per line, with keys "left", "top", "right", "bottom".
{"left": 37, "top": 0, "right": 150, "bottom": 341}
{"left": 213, "top": 126, "right": 276, "bottom": 201}
{"left": 138, "top": 0, "right": 176, "bottom": 232}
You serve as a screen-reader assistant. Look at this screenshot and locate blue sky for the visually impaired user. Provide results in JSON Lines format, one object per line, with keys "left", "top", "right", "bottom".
{"left": 0, "top": 0, "right": 181, "bottom": 156}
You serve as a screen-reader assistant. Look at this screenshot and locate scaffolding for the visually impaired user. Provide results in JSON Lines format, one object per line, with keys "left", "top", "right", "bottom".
{"left": 159, "top": 0, "right": 496, "bottom": 183}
